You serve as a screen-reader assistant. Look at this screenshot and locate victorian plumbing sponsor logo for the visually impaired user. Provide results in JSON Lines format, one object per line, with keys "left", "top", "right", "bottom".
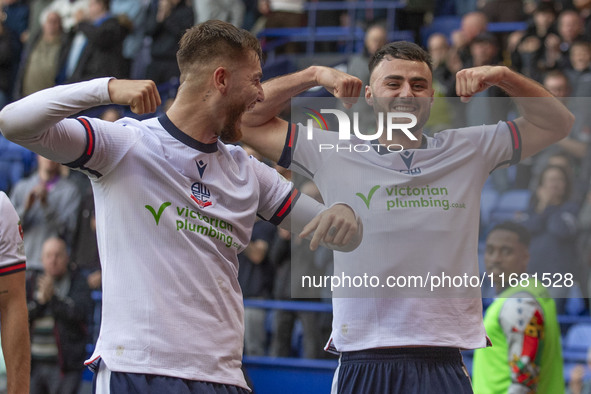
{"left": 144, "top": 201, "right": 239, "bottom": 249}
{"left": 355, "top": 184, "right": 467, "bottom": 211}
{"left": 303, "top": 107, "right": 418, "bottom": 153}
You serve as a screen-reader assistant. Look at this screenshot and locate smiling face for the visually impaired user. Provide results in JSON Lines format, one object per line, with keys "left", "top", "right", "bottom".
{"left": 570, "top": 43, "right": 591, "bottom": 72}
{"left": 366, "top": 57, "right": 434, "bottom": 141}
{"left": 484, "top": 229, "right": 529, "bottom": 291}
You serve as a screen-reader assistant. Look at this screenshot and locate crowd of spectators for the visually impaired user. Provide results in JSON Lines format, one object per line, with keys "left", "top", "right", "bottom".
{"left": 2, "top": 0, "right": 591, "bottom": 390}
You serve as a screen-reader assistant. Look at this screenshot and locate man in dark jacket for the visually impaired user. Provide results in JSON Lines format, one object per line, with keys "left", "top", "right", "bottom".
{"left": 145, "top": 0, "right": 194, "bottom": 85}
{"left": 27, "top": 236, "right": 93, "bottom": 394}
{"left": 62, "top": 0, "right": 129, "bottom": 83}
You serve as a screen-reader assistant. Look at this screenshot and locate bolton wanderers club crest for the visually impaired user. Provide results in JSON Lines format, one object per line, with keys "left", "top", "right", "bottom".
{"left": 190, "top": 182, "right": 213, "bottom": 208}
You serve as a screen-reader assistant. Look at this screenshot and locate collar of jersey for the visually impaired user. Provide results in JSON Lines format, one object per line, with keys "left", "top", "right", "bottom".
{"left": 158, "top": 115, "right": 218, "bottom": 153}
{"left": 371, "top": 134, "right": 427, "bottom": 155}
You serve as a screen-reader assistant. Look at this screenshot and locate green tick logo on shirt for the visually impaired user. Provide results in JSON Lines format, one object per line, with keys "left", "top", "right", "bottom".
{"left": 356, "top": 185, "right": 381, "bottom": 209}
{"left": 145, "top": 202, "right": 172, "bottom": 225}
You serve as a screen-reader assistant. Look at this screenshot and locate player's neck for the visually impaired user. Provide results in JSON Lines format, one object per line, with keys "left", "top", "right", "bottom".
{"left": 165, "top": 104, "right": 220, "bottom": 145}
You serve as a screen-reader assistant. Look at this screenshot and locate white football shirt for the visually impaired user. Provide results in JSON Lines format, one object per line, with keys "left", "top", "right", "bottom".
{"left": 280, "top": 120, "right": 521, "bottom": 351}
{"left": 0, "top": 78, "right": 299, "bottom": 389}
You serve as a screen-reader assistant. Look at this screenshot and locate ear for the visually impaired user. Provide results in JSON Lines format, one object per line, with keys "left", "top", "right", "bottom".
{"left": 365, "top": 85, "right": 373, "bottom": 106}
{"left": 213, "top": 67, "right": 229, "bottom": 94}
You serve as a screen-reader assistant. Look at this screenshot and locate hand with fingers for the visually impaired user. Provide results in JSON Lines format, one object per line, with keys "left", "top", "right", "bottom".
{"left": 299, "top": 203, "right": 363, "bottom": 252}
{"left": 315, "top": 66, "right": 363, "bottom": 109}
{"left": 107, "top": 79, "right": 162, "bottom": 115}
{"left": 455, "top": 66, "right": 508, "bottom": 103}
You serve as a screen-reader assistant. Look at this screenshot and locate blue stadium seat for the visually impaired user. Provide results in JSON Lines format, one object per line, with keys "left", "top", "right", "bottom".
{"left": 489, "top": 189, "right": 531, "bottom": 224}
{"left": 0, "top": 135, "right": 34, "bottom": 193}
{"left": 563, "top": 323, "right": 591, "bottom": 363}
{"left": 480, "top": 188, "right": 500, "bottom": 230}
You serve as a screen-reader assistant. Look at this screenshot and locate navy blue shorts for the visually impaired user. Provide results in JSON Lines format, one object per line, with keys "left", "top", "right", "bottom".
{"left": 92, "top": 360, "right": 251, "bottom": 394}
{"left": 333, "top": 347, "right": 473, "bottom": 394}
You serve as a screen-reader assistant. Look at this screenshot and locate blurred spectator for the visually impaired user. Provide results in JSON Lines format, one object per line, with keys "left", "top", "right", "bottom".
{"left": 62, "top": 0, "right": 130, "bottom": 83}
{"left": 27, "top": 237, "right": 92, "bottom": 394}
{"left": 454, "top": 0, "right": 478, "bottom": 16}
{"left": 509, "top": 2, "right": 558, "bottom": 81}
{"left": 269, "top": 180, "right": 330, "bottom": 359}
{"left": 1, "top": 0, "right": 28, "bottom": 98}
{"left": 0, "top": 133, "right": 36, "bottom": 194}
{"left": 257, "top": 0, "right": 305, "bottom": 54}
{"left": 238, "top": 218, "right": 276, "bottom": 356}
{"left": 428, "top": 32, "right": 458, "bottom": 93}
{"left": 451, "top": 11, "right": 488, "bottom": 66}
{"left": 479, "top": 0, "right": 525, "bottom": 22}
{"left": 519, "top": 164, "right": 580, "bottom": 314}
{"left": 43, "top": 0, "right": 88, "bottom": 33}
{"left": 462, "top": 33, "right": 511, "bottom": 129}
{"left": 472, "top": 221, "right": 565, "bottom": 393}
{"left": 144, "top": 0, "right": 194, "bottom": 85}
{"left": 111, "top": 0, "right": 151, "bottom": 79}
{"left": 98, "top": 106, "right": 123, "bottom": 122}
{"left": 0, "top": 21, "right": 13, "bottom": 109}
{"left": 545, "top": 68, "right": 572, "bottom": 99}
{"left": 395, "top": 0, "right": 435, "bottom": 44}
{"left": 565, "top": 40, "right": 591, "bottom": 96}
{"left": 425, "top": 33, "right": 458, "bottom": 133}
{"left": 347, "top": 23, "right": 387, "bottom": 89}
{"left": 9, "top": 155, "right": 81, "bottom": 272}
{"left": 567, "top": 347, "right": 591, "bottom": 394}
{"left": 243, "top": 0, "right": 261, "bottom": 31}
{"left": 554, "top": 9, "right": 587, "bottom": 69}
{"left": 70, "top": 180, "right": 101, "bottom": 290}
{"left": 529, "top": 71, "right": 589, "bottom": 196}
{"left": 468, "top": 32, "right": 502, "bottom": 67}
{"left": 347, "top": 23, "right": 387, "bottom": 134}
{"left": 193, "top": 0, "right": 245, "bottom": 28}
{"left": 14, "top": 10, "right": 66, "bottom": 99}
{"left": 23, "top": 0, "right": 53, "bottom": 41}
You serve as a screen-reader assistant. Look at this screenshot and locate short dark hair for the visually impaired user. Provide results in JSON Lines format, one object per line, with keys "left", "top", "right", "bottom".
{"left": 489, "top": 221, "right": 531, "bottom": 247}
{"left": 94, "top": 0, "right": 109, "bottom": 11}
{"left": 535, "top": 2, "right": 556, "bottom": 16}
{"left": 176, "top": 20, "right": 263, "bottom": 75}
{"left": 535, "top": 164, "right": 572, "bottom": 204}
{"left": 570, "top": 39, "right": 591, "bottom": 51}
{"left": 471, "top": 32, "right": 499, "bottom": 47}
{"left": 368, "top": 41, "right": 432, "bottom": 77}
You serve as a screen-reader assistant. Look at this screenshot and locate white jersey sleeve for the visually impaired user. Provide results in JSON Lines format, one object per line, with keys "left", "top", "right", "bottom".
{"left": 0, "top": 78, "right": 114, "bottom": 166}
{"left": 454, "top": 120, "right": 522, "bottom": 173}
{"left": 246, "top": 154, "right": 297, "bottom": 224}
{"left": 0, "top": 192, "right": 26, "bottom": 275}
{"left": 276, "top": 122, "right": 340, "bottom": 178}
{"left": 65, "top": 116, "right": 143, "bottom": 179}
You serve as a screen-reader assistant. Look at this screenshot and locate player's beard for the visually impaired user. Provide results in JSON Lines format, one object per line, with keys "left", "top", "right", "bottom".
{"left": 220, "top": 102, "right": 246, "bottom": 143}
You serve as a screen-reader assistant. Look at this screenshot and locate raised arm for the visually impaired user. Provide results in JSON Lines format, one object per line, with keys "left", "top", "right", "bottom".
{"left": 455, "top": 66, "right": 575, "bottom": 159}
{"left": 242, "top": 66, "right": 362, "bottom": 163}
{"left": 0, "top": 79, "right": 160, "bottom": 162}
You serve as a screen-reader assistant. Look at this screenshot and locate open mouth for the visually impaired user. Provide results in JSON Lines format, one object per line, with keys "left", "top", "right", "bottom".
{"left": 390, "top": 103, "right": 419, "bottom": 113}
